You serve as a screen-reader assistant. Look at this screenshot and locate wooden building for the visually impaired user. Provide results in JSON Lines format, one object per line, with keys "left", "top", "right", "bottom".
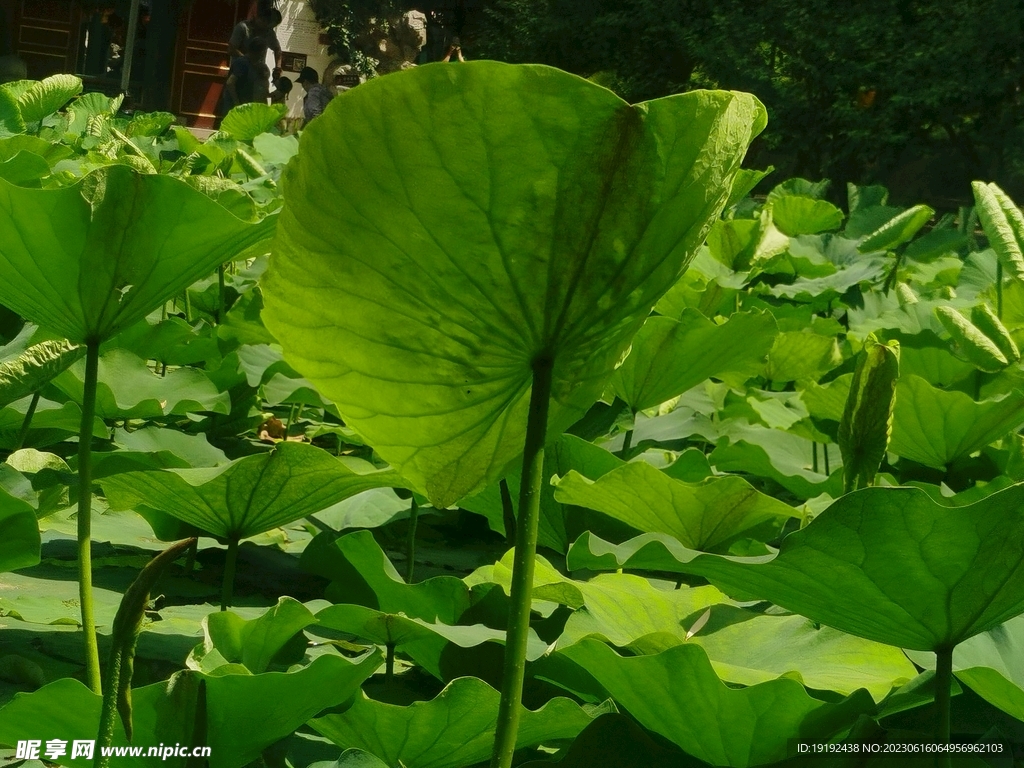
{"left": 0, "top": 0, "right": 291, "bottom": 127}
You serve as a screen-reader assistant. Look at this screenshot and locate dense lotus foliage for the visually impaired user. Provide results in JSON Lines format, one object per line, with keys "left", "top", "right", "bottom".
{"left": 0, "top": 66, "right": 1022, "bottom": 768}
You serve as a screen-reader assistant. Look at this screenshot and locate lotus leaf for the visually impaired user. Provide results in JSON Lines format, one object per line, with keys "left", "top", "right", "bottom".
{"left": 101, "top": 443, "right": 408, "bottom": 540}
{"left": 263, "top": 61, "right": 765, "bottom": 506}
{"left": 553, "top": 461, "right": 796, "bottom": 551}
{"left": 309, "top": 676, "right": 603, "bottom": 768}
{"left": 561, "top": 639, "right": 873, "bottom": 767}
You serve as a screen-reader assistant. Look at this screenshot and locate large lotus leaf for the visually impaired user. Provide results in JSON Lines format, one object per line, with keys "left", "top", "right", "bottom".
{"left": 0, "top": 165, "right": 275, "bottom": 344}
{"left": 52, "top": 348, "right": 229, "bottom": 418}
{"left": 204, "top": 597, "right": 318, "bottom": 674}
{"left": 100, "top": 443, "right": 408, "bottom": 540}
{"left": 0, "top": 150, "right": 49, "bottom": 184}
{"left": 220, "top": 102, "right": 288, "bottom": 141}
{"left": 621, "top": 605, "right": 911, "bottom": 701}
{"left": 0, "top": 325, "right": 83, "bottom": 409}
{"left": 310, "top": 752, "right": 390, "bottom": 768}
{"left": 553, "top": 461, "right": 796, "bottom": 551}
{"left": 301, "top": 530, "right": 478, "bottom": 626}
{"left": 554, "top": 574, "right": 725, "bottom": 648}
{"left": 560, "top": 640, "right": 872, "bottom": 767}
{"left": 262, "top": 62, "right": 765, "bottom": 506}
{"left": 709, "top": 422, "right": 842, "bottom": 500}
{"left": 769, "top": 195, "right": 844, "bottom": 236}
{"left": 309, "top": 676, "right": 602, "bottom": 768}
{"left": 0, "top": 395, "right": 107, "bottom": 449}
{"left": 764, "top": 330, "right": 842, "bottom": 383}
{"left": 0, "top": 486, "right": 40, "bottom": 573}
{"left": 313, "top": 603, "right": 548, "bottom": 679}
{"left": 476, "top": 549, "right": 727, "bottom": 626}
{"left": 462, "top": 433, "right": 624, "bottom": 552}
{"left": 15, "top": 75, "right": 82, "bottom": 123}
{"left": 888, "top": 375, "right": 1024, "bottom": 468}
{"left": 673, "top": 485, "right": 1024, "bottom": 651}
{"left": 0, "top": 653, "right": 380, "bottom": 768}
{"left": 610, "top": 310, "right": 777, "bottom": 411}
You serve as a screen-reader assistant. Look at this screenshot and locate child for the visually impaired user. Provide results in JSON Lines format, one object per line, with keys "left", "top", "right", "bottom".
{"left": 270, "top": 75, "right": 293, "bottom": 105}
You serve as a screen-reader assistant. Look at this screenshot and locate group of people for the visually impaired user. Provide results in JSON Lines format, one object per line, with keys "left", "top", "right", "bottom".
{"left": 220, "top": 5, "right": 333, "bottom": 124}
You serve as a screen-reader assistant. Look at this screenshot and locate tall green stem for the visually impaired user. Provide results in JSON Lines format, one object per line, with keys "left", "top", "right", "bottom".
{"left": 78, "top": 340, "right": 102, "bottom": 694}
{"left": 620, "top": 429, "right": 633, "bottom": 458}
{"left": 385, "top": 642, "right": 396, "bottom": 687}
{"left": 490, "top": 356, "right": 554, "bottom": 768}
{"left": 15, "top": 391, "right": 41, "bottom": 450}
{"left": 405, "top": 498, "right": 419, "bottom": 583}
{"left": 220, "top": 537, "right": 239, "bottom": 611}
{"left": 934, "top": 646, "right": 953, "bottom": 768}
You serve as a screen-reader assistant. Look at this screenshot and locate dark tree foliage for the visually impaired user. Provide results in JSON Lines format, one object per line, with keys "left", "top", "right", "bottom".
{"left": 473, "top": 0, "right": 1024, "bottom": 205}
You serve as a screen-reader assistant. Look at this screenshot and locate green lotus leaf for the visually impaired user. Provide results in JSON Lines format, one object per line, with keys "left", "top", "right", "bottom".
{"left": 768, "top": 195, "right": 844, "bottom": 236}
{"left": 857, "top": 204, "right": 934, "bottom": 253}
{"left": 219, "top": 102, "right": 287, "bottom": 141}
{"left": 553, "top": 461, "right": 796, "bottom": 551}
{"left": 908, "top": 615, "right": 1024, "bottom": 723}
{"left": 0, "top": 486, "right": 40, "bottom": 573}
{"left": 15, "top": 74, "right": 82, "bottom": 123}
{"left": 313, "top": 603, "right": 548, "bottom": 679}
{"left": 0, "top": 653, "right": 379, "bottom": 768}
{"left": 0, "top": 135, "right": 72, "bottom": 166}
{"left": 101, "top": 443, "right": 408, "bottom": 540}
{"left": 0, "top": 395, "right": 107, "bottom": 449}
{"left": 0, "top": 325, "right": 83, "bottom": 409}
{"left": 309, "top": 676, "right": 602, "bottom": 768}
{"left": 262, "top": 61, "right": 765, "bottom": 506}
{"left": 204, "top": 597, "right": 318, "bottom": 674}
{"left": 889, "top": 375, "right": 1024, "bottom": 468}
{"left": 972, "top": 181, "right": 1024, "bottom": 282}
{"left": 678, "top": 485, "right": 1024, "bottom": 651}
{"left": 552, "top": 573, "right": 726, "bottom": 649}
{"left": 764, "top": 330, "right": 842, "bottom": 383}
{"left": 560, "top": 639, "right": 873, "bottom": 767}
{"left": 301, "top": 530, "right": 474, "bottom": 624}
{"left": 636, "top": 606, "right": 912, "bottom": 701}
{"left": 709, "top": 422, "right": 841, "bottom": 500}
{"left": 52, "top": 348, "right": 228, "bottom": 418}
{"left": 566, "top": 531, "right": 705, "bottom": 574}
{"left": 0, "top": 150, "right": 48, "bottom": 184}
{"left": 252, "top": 133, "right": 299, "bottom": 166}
{"left": 0, "top": 165, "right": 275, "bottom": 344}
{"left": 610, "top": 310, "right": 777, "bottom": 411}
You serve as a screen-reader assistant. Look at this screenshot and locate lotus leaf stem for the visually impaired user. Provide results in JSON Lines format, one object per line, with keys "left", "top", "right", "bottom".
{"left": 385, "top": 641, "right": 396, "bottom": 687}
{"left": 15, "top": 391, "right": 40, "bottom": 450}
{"left": 490, "top": 355, "right": 554, "bottom": 768}
{"left": 621, "top": 428, "right": 634, "bottom": 458}
{"left": 935, "top": 646, "right": 953, "bottom": 768}
{"left": 220, "top": 537, "right": 239, "bottom": 611}
{"left": 78, "top": 340, "right": 102, "bottom": 694}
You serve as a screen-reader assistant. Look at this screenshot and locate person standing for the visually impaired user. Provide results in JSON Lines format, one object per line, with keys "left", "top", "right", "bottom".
{"left": 296, "top": 67, "right": 334, "bottom": 123}
{"left": 228, "top": 7, "right": 283, "bottom": 79}
{"left": 221, "top": 38, "right": 270, "bottom": 114}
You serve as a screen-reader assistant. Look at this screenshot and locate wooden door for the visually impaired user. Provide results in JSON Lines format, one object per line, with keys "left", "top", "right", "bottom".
{"left": 170, "top": 0, "right": 249, "bottom": 128}
{"left": 9, "top": 0, "right": 81, "bottom": 79}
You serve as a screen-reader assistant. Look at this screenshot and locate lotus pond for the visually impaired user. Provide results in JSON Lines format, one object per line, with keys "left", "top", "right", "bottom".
{"left": 0, "top": 63, "right": 1022, "bottom": 768}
